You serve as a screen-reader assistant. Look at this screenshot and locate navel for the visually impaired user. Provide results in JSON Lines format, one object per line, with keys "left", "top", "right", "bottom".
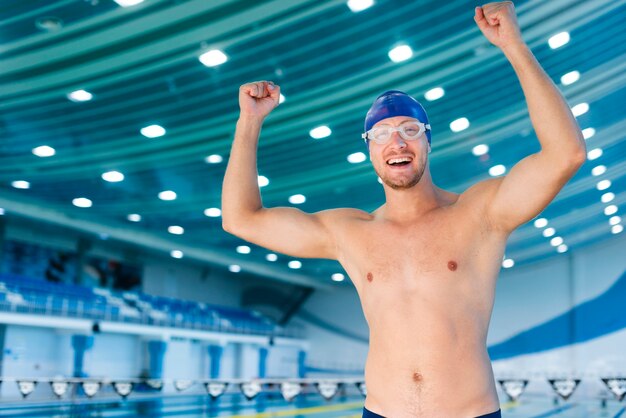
{"left": 367, "top": 272, "right": 373, "bottom": 282}
{"left": 447, "top": 260, "right": 458, "bottom": 271}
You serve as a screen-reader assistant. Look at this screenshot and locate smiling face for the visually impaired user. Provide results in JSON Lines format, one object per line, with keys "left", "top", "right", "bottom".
{"left": 369, "top": 116, "right": 430, "bottom": 190}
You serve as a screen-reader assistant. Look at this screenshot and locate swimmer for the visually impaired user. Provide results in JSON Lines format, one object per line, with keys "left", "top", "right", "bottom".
{"left": 222, "top": 2, "right": 586, "bottom": 417}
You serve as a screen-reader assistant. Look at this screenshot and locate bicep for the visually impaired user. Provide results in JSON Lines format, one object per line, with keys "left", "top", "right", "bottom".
{"left": 223, "top": 207, "right": 337, "bottom": 259}
{"left": 487, "top": 151, "right": 583, "bottom": 231}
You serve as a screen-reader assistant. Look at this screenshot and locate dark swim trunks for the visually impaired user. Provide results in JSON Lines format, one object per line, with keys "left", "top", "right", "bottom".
{"left": 362, "top": 406, "right": 502, "bottom": 418}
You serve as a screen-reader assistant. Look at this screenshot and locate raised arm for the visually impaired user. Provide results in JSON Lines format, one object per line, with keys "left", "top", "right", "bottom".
{"left": 474, "top": 2, "right": 586, "bottom": 232}
{"left": 221, "top": 81, "right": 337, "bottom": 259}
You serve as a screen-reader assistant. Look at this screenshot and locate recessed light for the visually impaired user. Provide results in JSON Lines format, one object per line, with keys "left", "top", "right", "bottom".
{"left": 550, "top": 236, "right": 564, "bottom": 246}
{"left": 309, "top": 125, "right": 331, "bottom": 139}
{"left": 199, "top": 49, "right": 228, "bottom": 67}
{"left": 67, "top": 89, "right": 93, "bottom": 102}
{"left": 604, "top": 205, "right": 618, "bottom": 216}
{"left": 591, "top": 165, "right": 606, "bottom": 176}
{"left": 424, "top": 87, "right": 445, "bottom": 101}
{"left": 113, "top": 0, "right": 144, "bottom": 6}
{"left": 534, "top": 218, "right": 548, "bottom": 228}
{"left": 32, "top": 145, "right": 56, "bottom": 157}
{"left": 229, "top": 264, "right": 241, "bottom": 273}
{"left": 205, "top": 154, "right": 223, "bottom": 164}
{"left": 587, "top": 148, "right": 602, "bottom": 161}
{"left": 11, "top": 180, "right": 30, "bottom": 189}
{"left": 571, "top": 103, "right": 589, "bottom": 117}
{"left": 170, "top": 250, "right": 183, "bottom": 259}
{"left": 141, "top": 125, "right": 166, "bottom": 138}
{"left": 0, "top": 208, "right": 4, "bottom": 215}
{"left": 127, "top": 214, "right": 141, "bottom": 222}
{"left": 472, "top": 144, "right": 489, "bottom": 156}
{"left": 158, "top": 190, "right": 177, "bottom": 200}
{"left": 258, "top": 175, "right": 269, "bottom": 187}
{"left": 236, "top": 245, "right": 251, "bottom": 254}
{"left": 560, "top": 71, "right": 580, "bottom": 85}
{"left": 73, "top": 198, "right": 92, "bottom": 208}
{"left": 289, "top": 194, "right": 306, "bottom": 204}
{"left": 450, "top": 117, "right": 470, "bottom": 132}
{"left": 601, "top": 193, "right": 615, "bottom": 204}
{"left": 102, "top": 171, "right": 124, "bottom": 182}
{"left": 347, "top": 0, "right": 374, "bottom": 12}
{"left": 596, "top": 180, "right": 611, "bottom": 191}
{"left": 347, "top": 152, "right": 367, "bottom": 163}
{"left": 388, "top": 44, "right": 413, "bottom": 62}
{"left": 488, "top": 164, "right": 506, "bottom": 177}
{"left": 611, "top": 224, "right": 623, "bottom": 234}
{"left": 502, "top": 258, "right": 514, "bottom": 268}
{"left": 548, "top": 31, "right": 570, "bottom": 49}
{"left": 279, "top": 94, "right": 286, "bottom": 104}
{"left": 168, "top": 225, "right": 184, "bottom": 235}
{"left": 609, "top": 216, "right": 621, "bottom": 226}
{"left": 556, "top": 244, "right": 568, "bottom": 253}
{"left": 582, "top": 128, "right": 595, "bottom": 140}
{"left": 204, "top": 208, "right": 221, "bottom": 217}
{"left": 288, "top": 260, "right": 302, "bottom": 269}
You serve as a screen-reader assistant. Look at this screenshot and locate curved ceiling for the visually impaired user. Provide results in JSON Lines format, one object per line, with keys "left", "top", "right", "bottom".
{"left": 0, "top": 0, "right": 624, "bottom": 288}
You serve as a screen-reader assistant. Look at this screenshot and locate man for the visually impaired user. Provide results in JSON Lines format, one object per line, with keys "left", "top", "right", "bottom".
{"left": 222, "top": 2, "right": 586, "bottom": 417}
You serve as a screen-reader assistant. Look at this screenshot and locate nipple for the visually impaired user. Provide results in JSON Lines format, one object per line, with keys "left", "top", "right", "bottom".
{"left": 412, "top": 372, "right": 423, "bottom": 382}
{"left": 367, "top": 272, "right": 373, "bottom": 282}
{"left": 447, "top": 260, "right": 458, "bottom": 271}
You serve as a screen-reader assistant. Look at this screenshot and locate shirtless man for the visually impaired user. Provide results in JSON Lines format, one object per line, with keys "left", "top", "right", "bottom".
{"left": 222, "top": 2, "right": 586, "bottom": 417}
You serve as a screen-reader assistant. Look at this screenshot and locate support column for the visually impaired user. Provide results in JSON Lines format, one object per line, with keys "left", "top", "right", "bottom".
{"left": 71, "top": 334, "right": 94, "bottom": 377}
{"left": 208, "top": 344, "right": 223, "bottom": 379}
{"left": 148, "top": 340, "right": 168, "bottom": 379}
{"left": 297, "top": 349, "right": 307, "bottom": 378}
{"left": 258, "top": 346, "right": 269, "bottom": 378}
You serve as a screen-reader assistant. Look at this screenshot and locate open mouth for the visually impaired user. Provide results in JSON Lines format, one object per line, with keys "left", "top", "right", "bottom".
{"left": 386, "top": 157, "right": 412, "bottom": 167}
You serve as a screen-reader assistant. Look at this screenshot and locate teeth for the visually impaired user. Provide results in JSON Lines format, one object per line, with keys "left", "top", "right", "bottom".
{"left": 387, "top": 157, "right": 411, "bottom": 164}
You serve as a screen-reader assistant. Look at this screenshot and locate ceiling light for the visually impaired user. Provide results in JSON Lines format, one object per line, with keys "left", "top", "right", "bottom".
{"left": 347, "top": 0, "right": 374, "bottom": 12}
{"left": 377, "top": 177, "right": 383, "bottom": 184}
{"left": 266, "top": 253, "right": 278, "bottom": 262}
{"left": 488, "top": 164, "right": 506, "bottom": 177}
{"left": 388, "top": 45, "right": 412, "bottom": 63}
{"left": 168, "top": 225, "right": 184, "bottom": 235}
{"left": 587, "top": 148, "right": 602, "bottom": 161}
{"left": 289, "top": 194, "right": 306, "bottom": 204}
{"left": 612, "top": 224, "right": 623, "bottom": 234}
{"left": 556, "top": 244, "right": 568, "bottom": 253}
{"left": 279, "top": 94, "right": 285, "bottom": 104}
{"left": 170, "top": 250, "right": 183, "bottom": 259}
{"left": 288, "top": 260, "right": 302, "bottom": 269}
{"left": 591, "top": 165, "right": 606, "bottom": 176}
{"left": 560, "top": 71, "right": 580, "bottom": 85}
{"left": 73, "top": 198, "right": 92, "bottom": 208}
{"left": 550, "top": 236, "right": 564, "bottom": 246}
{"left": 548, "top": 31, "right": 570, "bottom": 49}
{"left": 309, "top": 125, "right": 331, "bottom": 139}
{"left": 127, "top": 214, "right": 141, "bottom": 222}
{"left": 596, "top": 180, "right": 611, "bottom": 191}
{"left": 11, "top": 180, "right": 30, "bottom": 189}
{"left": 534, "top": 218, "right": 548, "bottom": 228}
{"left": 347, "top": 152, "right": 367, "bottom": 163}
{"left": 67, "top": 89, "right": 93, "bottom": 102}
{"left": 102, "top": 170, "right": 124, "bottom": 182}
{"left": 113, "top": 0, "right": 144, "bottom": 6}
{"left": 604, "top": 205, "right": 618, "bottom": 216}
{"left": 582, "top": 128, "right": 595, "bottom": 140}
{"left": 32, "top": 145, "right": 55, "bottom": 157}
{"left": 332, "top": 273, "right": 345, "bottom": 282}
{"left": 158, "top": 190, "right": 177, "bottom": 200}
{"left": 204, "top": 207, "right": 221, "bottom": 217}
{"left": 424, "top": 87, "right": 445, "bottom": 101}
{"left": 205, "top": 154, "right": 223, "bottom": 164}
{"left": 502, "top": 258, "right": 514, "bottom": 268}
{"left": 472, "top": 144, "right": 489, "bottom": 156}
{"left": 450, "top": 117, "right": 470, "bottom": 132}
{"left": 229, "top": 265, "right": 241, "bottom": 273}
{"left": 141, "top": 125, "right": 166, "bottom": 138}
{"left": 601, "top": 193, "right": 615, "bottom": 203}
{"left": 571, "top": 103, "right": 589, "bottom": 117}
{"left": 199, "top": 49, "right": 228, "bottom": 67}
{"left": 258, "top": 175, "right": 269, "bottom": 187}
{"left": 236, "top": 245, "right": 251, "bottom": 254}
{"left": 0, "top": 208, "right": 4, "bottom": 215}
{"left": 609, "top": 216, "right": 621, "bottom": 226}
{"left": 543, "top": 227, "right": 555, "bottom": 237}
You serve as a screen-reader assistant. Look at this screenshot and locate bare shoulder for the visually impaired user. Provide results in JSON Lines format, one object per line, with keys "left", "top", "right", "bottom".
{"left": 316, "top": 207, "right": 373, "bottom": 226}
{"left": 454, "top": 178, "right": 504, "bottom": 226}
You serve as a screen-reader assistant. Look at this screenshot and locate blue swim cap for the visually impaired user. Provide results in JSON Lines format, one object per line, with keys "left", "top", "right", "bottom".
{"left": 364, "top": 90, "right": 431, "bottom": 143}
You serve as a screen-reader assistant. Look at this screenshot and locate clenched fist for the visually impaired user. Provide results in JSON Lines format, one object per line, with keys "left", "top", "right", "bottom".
{"left": 239, "top": 80, "right": 281, "bottom": 120}
{"left": 474, "top": 2, "right": 524, "bottom": 50}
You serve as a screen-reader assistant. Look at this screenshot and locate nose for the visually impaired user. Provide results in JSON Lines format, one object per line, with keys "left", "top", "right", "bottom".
{"left": 388, "top": 130, "right": 407, "bottom": 149}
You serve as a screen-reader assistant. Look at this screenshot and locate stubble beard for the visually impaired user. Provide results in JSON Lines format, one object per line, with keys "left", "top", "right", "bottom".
{"left": 375, "top": 158, "right": 427, "bottom": 190}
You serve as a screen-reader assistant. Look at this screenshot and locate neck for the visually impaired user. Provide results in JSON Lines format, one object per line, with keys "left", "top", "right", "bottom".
{"left": 379, "top": 169, "right": 442, "bottom": 222}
